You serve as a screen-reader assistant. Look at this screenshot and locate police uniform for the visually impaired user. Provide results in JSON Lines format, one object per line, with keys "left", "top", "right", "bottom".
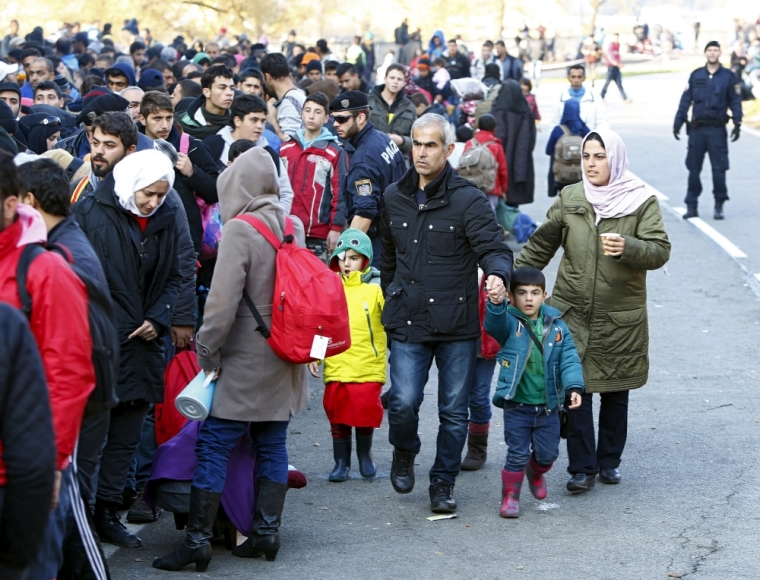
{"left": 331, "top": 91, "right": 406, "bottom": 268}
{"left": 674, "top": 55, "right": 742, "bottom": 218}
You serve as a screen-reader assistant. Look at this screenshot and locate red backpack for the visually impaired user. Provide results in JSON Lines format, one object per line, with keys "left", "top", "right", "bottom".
{"left": 235, "top": 215, "right": 351, "bottom": 364}
{"left": 155, "top": 350, "right": 199, "bottom": 446}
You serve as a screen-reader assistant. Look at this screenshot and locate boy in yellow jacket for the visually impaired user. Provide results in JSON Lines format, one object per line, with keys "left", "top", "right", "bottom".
{"left": 309, "top": 229, "right": 386, "bottom": 481}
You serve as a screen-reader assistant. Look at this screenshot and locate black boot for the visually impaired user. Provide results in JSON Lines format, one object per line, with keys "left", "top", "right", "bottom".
{"left": 460, "top": 431, "right": 488, "bottom": 471}
{"left": 94, "top": 500, "right": 142, "bottom": 548}
{"left": 355, "top": 430, "right": 377, "bottom": 479}
{"left": 714, "top": 201, "right": 725, "bottom": 220}
{"left": 429, "top": 478, "right": 457, "bottom": 513}
{"left": 328, "top": 437, "right": 351, "bottom": 482}
{"left": 127, "top": 485, "right": 161, "bottom": 523}
{"left": 683, "top": 205, "right": 698, "bottom": 219}
{"left": 152, "top": 487, "right": 221, "bottom": 572}
{"left": 232, "top": 479, "right": 288, "bottom": 561}
{"left": 390, "top": 448, "right": 416, "bottom": 494}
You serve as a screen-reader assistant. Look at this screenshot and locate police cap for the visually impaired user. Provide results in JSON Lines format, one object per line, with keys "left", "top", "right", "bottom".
{"left": 329, "top": 90, "right": 371, "bottom": 113}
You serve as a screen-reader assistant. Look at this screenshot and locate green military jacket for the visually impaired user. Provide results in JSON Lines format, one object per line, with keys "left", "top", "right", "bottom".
{"left": 515, "top": 182, "right": 671, "bottom": 393}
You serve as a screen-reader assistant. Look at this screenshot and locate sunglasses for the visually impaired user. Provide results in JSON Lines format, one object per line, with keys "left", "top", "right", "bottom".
{"left": 332, "top": 114, "right": 356, "bottom": 125}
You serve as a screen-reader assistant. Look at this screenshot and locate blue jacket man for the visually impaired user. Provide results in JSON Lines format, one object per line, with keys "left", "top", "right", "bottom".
{"left": 674, "top": 41, "right": 742, "bottom": 220}
{"left": 330, "top": 91, "right": 406, "bottom": 268}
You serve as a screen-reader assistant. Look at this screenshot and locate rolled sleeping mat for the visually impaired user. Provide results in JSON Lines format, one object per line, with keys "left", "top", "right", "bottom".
{"left": 175, "top": 370, "right": 216, "bottom": 421}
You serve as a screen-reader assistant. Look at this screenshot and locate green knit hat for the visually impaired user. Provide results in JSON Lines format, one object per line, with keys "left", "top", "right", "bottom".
{"left": 329, "top": 228, "right": 373, "bottom": 268}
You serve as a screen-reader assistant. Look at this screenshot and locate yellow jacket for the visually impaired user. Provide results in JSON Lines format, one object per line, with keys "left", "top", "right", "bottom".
{"left": 324, "top": 270, "right": 387, "bottom": 384}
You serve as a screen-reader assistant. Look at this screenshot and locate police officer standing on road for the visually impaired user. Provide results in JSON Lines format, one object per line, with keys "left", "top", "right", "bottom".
{"left": 331, "top": 90, "right": 406, "bottom": 268}
{"left": 674, "top": 41, "right": 742, "bottom": 220}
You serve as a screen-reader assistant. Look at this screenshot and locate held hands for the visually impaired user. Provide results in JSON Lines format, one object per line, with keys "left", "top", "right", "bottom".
{"left": 486, "top": 274, "right": 507, "bottom": 305}
{"left": 129, "top": 320, "right": 158, "bottom": 341}
{"left": 308, "top": 361, "right": 322, "bottom": 378}
{"left": 568, "top": 391, "right": 582, "bottom": 409}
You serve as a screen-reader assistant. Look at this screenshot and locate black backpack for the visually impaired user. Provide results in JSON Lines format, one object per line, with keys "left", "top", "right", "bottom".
{"left": 17, "top": 243, "right": 119, "bottom": 417}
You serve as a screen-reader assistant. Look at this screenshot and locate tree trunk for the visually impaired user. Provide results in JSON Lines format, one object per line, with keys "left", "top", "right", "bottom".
{"left": 587, "top": 0, "right": 606, "bottom": 37}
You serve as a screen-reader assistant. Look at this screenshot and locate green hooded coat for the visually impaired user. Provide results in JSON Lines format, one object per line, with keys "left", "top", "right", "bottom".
{"left": 515, "top": 182, "right": 670, "bottom": 393}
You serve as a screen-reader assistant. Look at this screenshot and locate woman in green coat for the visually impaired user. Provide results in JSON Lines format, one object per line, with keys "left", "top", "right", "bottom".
{"left": 515, "top": 128, "right": 670, "bottom": 492}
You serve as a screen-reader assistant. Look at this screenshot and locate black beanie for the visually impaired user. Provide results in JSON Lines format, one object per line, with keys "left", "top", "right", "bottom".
{"left": 704, "top": 40, "right": 720, "bottom": 52}
{"left": 0, "top": 100, "right": 18, "bottom": 136}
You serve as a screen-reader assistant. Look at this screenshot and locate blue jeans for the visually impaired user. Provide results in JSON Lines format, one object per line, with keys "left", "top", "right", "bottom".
{"left": 387, "top": 339, "right": 477, "bottom": 484}
{"left": 502, "top": 402, "right": 560, "bottom": 472}
{"left": 468, "top": 357, "right": 496, "bottom": 425}
{"left": 27, "top": 466, "right": 73, "bottom": 580}
{"left": 193, "top": 416, "right": 289, "bottom": 492}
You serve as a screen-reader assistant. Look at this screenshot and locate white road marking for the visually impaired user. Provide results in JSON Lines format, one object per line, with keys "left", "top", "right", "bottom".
{"left": 743, "top": 126, "right": 760, "bottom": 139}
{"left": 754, "top": 273, "right": 760, "bottom": 284}
{"left": 673, "top": 209, "right": 747, "bottom": 259}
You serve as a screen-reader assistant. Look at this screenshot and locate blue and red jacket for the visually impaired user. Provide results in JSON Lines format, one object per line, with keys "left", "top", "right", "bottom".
{"left": 280, "top": 128, "right": 347, "bottom": 239}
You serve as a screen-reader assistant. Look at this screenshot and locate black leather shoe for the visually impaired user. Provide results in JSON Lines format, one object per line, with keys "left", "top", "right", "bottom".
{"left": 429, "top": 479, "right": 456, "bottom": 513}
{"left": 390, "top": 449, "right": 416, "bottom": 494}
{"left": 566, "top": 473, "right": 596, "bottom": 493}
{"left": 682, "top": 206, "right": 698, "bottom": 219}
{"left": 95, "top": 502, "right": 142, "bottom": 548}
{"left": 127, "top": 486, "right": 161, "bottom": 523}
{"left": 599, "top": 468, "right": 621, "bottom": 484}
{"left": 714, "top": 202, "right": 725, "bottom": 220}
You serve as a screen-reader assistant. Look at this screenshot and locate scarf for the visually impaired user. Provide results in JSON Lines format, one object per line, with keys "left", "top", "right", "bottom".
{"left": 581, "top": 128, "right": 652, "bottom": 225}
{"left": 568, "top": 86, "right": 586, "bottom": 100}
{"left": 113, "top": 150, "right": 175, "bottom": 217}
{"left": 559, "top": 99, "right": 589, "bottom": 136}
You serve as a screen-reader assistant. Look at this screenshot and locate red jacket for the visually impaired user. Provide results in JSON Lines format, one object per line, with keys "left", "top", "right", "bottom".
{"left": 0, "top": 206, "right": 95, "bottom": 483}
{"left": 463, "top": 130, "right": 509, "bottom": 197}
{"left": 280, "top": 131, "right": 346, "bottom": 239}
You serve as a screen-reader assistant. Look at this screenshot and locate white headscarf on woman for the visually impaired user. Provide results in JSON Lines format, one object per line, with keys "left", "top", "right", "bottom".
{"left": 581, "top": 128, "right": 653, "bottom": 225}
{"left": 113, "top": 149, "right": 175, "bottom": 217}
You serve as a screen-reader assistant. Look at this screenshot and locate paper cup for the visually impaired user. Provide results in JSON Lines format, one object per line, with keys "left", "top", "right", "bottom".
{"left": 600, "top": 233, "right": 622, "bottom": 255}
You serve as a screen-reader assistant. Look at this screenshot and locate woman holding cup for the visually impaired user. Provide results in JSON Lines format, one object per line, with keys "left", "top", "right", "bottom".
{"left": 515, "top": 128, "right": 670, "bottom": 492}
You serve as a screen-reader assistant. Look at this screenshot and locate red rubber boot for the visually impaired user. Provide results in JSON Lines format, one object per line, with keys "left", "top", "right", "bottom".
{"left": 500, "top": 469, "right": 524, "bottom": 518}
{"left": 525, "top": 455, "right": 552, "bottom": 500}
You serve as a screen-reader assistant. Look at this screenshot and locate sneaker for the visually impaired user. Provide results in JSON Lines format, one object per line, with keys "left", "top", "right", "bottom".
{"left": 429, "top": 478, "right": 456, "bottom": 513}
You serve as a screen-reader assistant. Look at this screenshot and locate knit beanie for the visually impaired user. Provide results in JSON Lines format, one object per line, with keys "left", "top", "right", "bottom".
{"left": 329, "top": 228, "right": 373, "bottom": 270}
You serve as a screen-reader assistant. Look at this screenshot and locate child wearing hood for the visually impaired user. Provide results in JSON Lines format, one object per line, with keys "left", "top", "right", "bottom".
{"left": 308, "top": 229, "right": 386, "bottom": 482}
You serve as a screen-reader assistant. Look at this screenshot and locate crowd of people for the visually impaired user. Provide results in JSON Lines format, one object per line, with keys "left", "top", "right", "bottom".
{"left": 0, "top": 14, "right": 705, "bottom": 579}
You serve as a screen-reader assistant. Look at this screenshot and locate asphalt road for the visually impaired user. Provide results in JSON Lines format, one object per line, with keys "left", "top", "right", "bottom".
{"left": 107, "top": 71, "right": 760, "bottom": 579}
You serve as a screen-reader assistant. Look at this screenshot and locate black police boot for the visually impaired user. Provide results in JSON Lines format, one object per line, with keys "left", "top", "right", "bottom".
{"left": 429, "top": 478, "right": 457, "bottom": 513}
{"left": 356, "top": 430, "right": 377, "bottom": 479}
{"left": 232, "top": 479, "right": 289, "bottom": 561}
{"left": 682, "top": 205, "right": 698, "bottom": 219}
{"left": 94, "top": 500, "right": 142, "bottom": 548}
{"left": 152, "top": 486, "right": 221, "bottom": 572}
{"left": 390, "top": 449, "right": 416, "bottom": 494}
{"left": 714, "top": 201, "right": 725, "bottom": 220}
{"left": 328, "top": 437, "right": 351, "bottom": 482}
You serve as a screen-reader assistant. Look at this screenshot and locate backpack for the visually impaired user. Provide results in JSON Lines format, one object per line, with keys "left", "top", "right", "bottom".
{"left": 552, "top": 125, "right": 584, "bottom": 185}
{"left": 235, "top": 215, "right": 351, "bottom": 364}
{"left": 16, "top": 243, "right": 119, "bottom": 417}
{"left": 180, "top": 132, "right": 223, "bottom": 260}
{"left": 457, "top": 139, "right": 497, "bottom": 193}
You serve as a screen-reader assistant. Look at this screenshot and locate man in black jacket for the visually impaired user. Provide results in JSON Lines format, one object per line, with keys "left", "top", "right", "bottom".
{"left": 0, "top": 304, "right": 56, "bottom": 580}
{"left": 444, "top": 40, "right": 471, "bottom": 80}
{"left": 381, "top": 113, "right": 513, "bottom": 514}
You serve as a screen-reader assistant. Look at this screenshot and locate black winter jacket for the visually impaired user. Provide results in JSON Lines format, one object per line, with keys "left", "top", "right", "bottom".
{"left": 380, "top": 162, "right": 513, "bottom": 342}
{"left": 0, "top": 304, "right": 56, "bottom": 573}
{"left": 73, "top": 175, "right": 182, "bottom": 403}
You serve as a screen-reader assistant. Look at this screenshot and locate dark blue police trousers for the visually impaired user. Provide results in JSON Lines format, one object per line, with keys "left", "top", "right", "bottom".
{"left": 685, "top": 125, "right": 729, "bottom": 206}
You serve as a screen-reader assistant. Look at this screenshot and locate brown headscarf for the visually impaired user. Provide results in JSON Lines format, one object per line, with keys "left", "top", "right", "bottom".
{"left": 217, "top": 146, "right": 284, "bottom": 235}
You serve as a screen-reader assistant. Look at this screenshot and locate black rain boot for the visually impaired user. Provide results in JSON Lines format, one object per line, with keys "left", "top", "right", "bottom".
{"left": 683, "top": 204, "right": 698, "bottom": 219}
{"left": 714, "top": 201, "right": 725, "bottom": 220}
{"left": 94, "top": 500, "right": 142, "bottom": 548}
{"left": 355, "top": 430, "right": 377, "bottom": 479}
{"left": 328, "top": 437, "right": 351, "bottom": 482}
{"left": 460, "top": 430, "right": 488, "bottom": 471}
{"left": 232, "top": 479, "right": 289, "bottom": 561}
{"left": 152, "top": 487, "right": 221, "bottom": 572}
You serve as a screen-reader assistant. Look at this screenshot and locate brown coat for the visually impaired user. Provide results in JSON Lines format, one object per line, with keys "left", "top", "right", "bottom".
{"left": 196, "top": 147, "right": 309, "bottom": 422}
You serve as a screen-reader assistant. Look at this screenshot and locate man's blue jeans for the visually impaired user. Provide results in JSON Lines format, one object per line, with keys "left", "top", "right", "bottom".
{"left": 502, "top": 402, "right": 560, "bottom": 472}
{"left": 387, "top": 339, "right": 477, "bottom": 484}
{"left": 193, "top": 416, "right": 289, "bottom": 493}
{"left": 468, "top": 357, "right": 496, "bottom": 425}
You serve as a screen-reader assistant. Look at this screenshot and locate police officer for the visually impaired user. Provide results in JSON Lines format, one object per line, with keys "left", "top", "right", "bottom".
{"left": 674, "top": 40, "right": 742, "bottom": 220}
{"left": 330, "top": 90, "right": 406, "bottom": 267}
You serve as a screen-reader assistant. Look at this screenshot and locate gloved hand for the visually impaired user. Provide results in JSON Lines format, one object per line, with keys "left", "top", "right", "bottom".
{"left": 731, "top": 124, "right": 740, "bottom": 142}
{"left": 673, "top": 125, "right": 681, "bottom": 140}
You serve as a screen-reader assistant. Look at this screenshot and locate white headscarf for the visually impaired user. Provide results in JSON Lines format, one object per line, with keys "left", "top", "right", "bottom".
{"left": 113, "top": 150, "right": 175, "bottom": 217}
{"left": 581, "top": 128, "right": 653, "bottom": 225}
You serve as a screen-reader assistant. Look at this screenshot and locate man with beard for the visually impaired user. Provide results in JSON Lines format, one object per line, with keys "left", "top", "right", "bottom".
{"left": 330, "top": 91, "right": 405, "bottom": 268}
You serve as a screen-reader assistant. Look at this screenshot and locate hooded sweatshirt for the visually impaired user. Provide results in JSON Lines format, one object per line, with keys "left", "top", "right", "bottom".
{"left": 279, "top": 127, "right": 346, "bottom": 239}
{"left": 323, "top": 228, "right": 386, "bottom": 384}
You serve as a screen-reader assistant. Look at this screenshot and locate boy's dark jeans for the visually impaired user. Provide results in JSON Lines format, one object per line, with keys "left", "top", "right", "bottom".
{"left": 502, "top": 402, "right": 560, "bottom": 472}
{"left": 566, "top": 391, "right": 629, "bottom": 475}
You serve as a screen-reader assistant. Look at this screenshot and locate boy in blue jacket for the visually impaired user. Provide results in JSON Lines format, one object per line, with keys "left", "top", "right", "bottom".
{"left": 484, "top": 267, "right": 584, "bottom": 518}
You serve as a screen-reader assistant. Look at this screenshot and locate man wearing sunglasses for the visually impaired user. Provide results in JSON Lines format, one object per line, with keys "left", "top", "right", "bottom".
{"left": 330, "top": 90, "right": 406, "bottom": 268}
